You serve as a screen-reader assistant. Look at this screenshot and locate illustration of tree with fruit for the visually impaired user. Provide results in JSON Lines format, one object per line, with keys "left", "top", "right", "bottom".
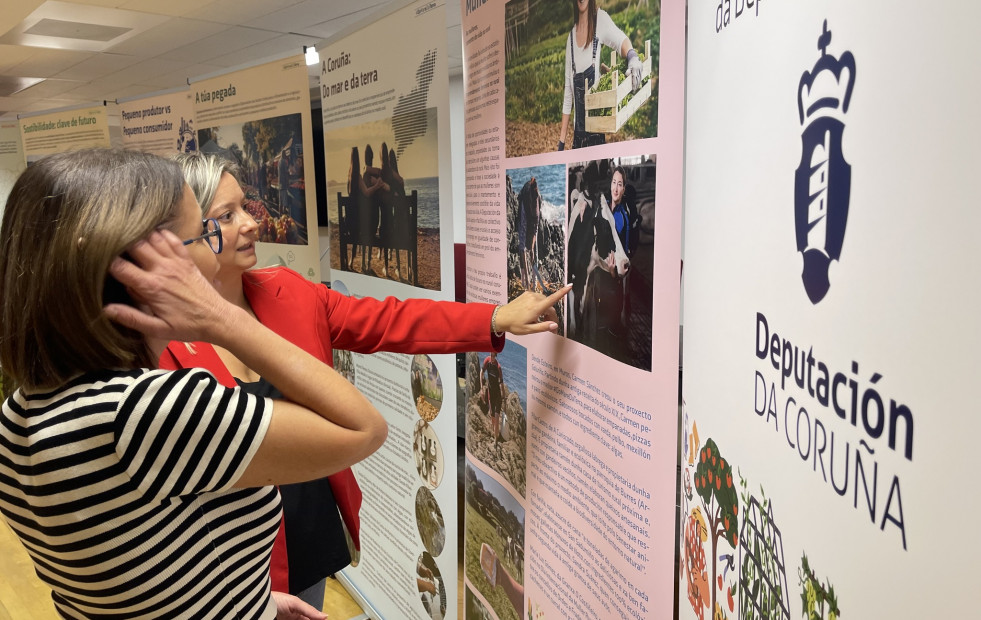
{"left": 694, "top": 438, "right": 739, "bottom": 619}
{"left": 683, "top": 508, "right": 710, "bottom": 619}
{"left": 798, "top": 553, "right": 840, "bottom": 620}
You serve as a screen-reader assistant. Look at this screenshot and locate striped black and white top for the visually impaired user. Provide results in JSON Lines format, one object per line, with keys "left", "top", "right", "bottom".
{"left": 0, "top": 368, "right": 281, "bottom": 619}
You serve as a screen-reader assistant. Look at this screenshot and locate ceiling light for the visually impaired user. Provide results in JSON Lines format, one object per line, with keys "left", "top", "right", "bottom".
{"left": 305, "top": 46, "right": 319, "bottom": 66}
{"left": 0, "top": 1, "right": 167, "bottom": 52}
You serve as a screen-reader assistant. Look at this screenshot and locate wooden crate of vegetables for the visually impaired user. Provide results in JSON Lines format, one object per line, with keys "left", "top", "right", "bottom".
{"left": 585, "top": 39, "right": 654, "bottom": 134}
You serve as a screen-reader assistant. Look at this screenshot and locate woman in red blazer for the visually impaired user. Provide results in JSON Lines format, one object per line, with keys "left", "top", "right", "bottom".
{"left": 163, "top": 151, "right": 569, "bottom": 607}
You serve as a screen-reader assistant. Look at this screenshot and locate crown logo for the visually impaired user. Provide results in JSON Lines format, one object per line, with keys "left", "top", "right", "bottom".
{"left": 793, "top": 20, "right": 856, "bottom": 305}
{"left": 797, "top": 21, "right": 856, "bottom": 125}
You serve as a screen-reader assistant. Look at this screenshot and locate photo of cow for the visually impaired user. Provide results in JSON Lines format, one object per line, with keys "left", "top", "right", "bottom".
{"left": 566, "top": 156, "right": 655, "bottom": 371}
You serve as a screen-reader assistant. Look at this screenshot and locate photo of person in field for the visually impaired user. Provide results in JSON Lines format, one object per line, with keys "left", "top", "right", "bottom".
{"left": 504, "top": 0, "right": 660, "bottom": 157}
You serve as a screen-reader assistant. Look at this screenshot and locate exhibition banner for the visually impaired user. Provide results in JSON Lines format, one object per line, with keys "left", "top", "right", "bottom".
{"left": 119, "top": 89, "right": 196, "bottom": 156}
{"left": 317, "top": 1, "right": 459, "bottom": 619}
{"left": 191, "top": 55, "right": 320, "bottom": 280}
{"left": 462, "top": 1, "right": 685, "bottom": 619}
{"left": 681, "top": 3, "right": 981, "bottom": 619}
{"left": 0, "top": 122, "right": 26, "bottom": 211}
{"left": 18, "top": 104, "right": 110, "bottom": 163}
{"left": 0, "top": 122, "right": 25, "bottom": 172}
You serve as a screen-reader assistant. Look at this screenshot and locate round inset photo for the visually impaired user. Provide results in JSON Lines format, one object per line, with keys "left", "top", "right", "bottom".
{"left": 415, "top": 486, "right": 446, "bottom": 557}
{"left": 410, "top": 354, "right": 443, "bottom": 422}
{"left": 416, "top": 550, "right": 446, "bottom": 620}
{"left": 333, "top": 349, "right": 355, "bottom": 384}
{"left": 413, "top": 420, "right": 444, "bottom": 489}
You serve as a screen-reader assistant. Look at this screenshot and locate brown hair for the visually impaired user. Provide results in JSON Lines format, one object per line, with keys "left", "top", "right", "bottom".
{"left": 571, "top": 0, "right": 597, "bottom": 44}
{"left": 0, "top": 148, "right": 186, "bottom": 391}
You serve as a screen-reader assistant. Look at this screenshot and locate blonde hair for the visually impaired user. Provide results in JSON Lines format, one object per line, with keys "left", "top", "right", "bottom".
{"left": 172, "top": 151, "right": 242, "bottom": 214}
{"left": 0, "top": 148, "right": 186, "bottom": 391}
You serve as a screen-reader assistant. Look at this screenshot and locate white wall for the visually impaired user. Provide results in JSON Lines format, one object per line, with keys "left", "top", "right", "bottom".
{"left": 449, "top": 73, "right": 466, "bottom": 244}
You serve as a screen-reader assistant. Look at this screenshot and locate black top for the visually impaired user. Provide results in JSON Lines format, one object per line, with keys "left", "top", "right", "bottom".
{"left": 236, "top": 377, "right": 352, "bottom": 593}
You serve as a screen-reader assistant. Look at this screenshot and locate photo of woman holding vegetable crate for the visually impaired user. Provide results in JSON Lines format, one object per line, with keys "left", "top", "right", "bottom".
{"left": 503, "top": 0, "right": 659, "bottom": 157}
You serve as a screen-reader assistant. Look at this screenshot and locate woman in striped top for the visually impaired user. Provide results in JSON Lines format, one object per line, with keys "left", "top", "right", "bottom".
{"left": 0, "top": 148, "right": 387, "bottom": 619}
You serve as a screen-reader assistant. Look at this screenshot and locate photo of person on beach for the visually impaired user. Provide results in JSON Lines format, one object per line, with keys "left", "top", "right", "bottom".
{"left": 505, "top": 164, "right": 566, "bottom": 334}
{"left": 465, "top": 340, "right": 529, "bottom": 498}
{"left": 503, "top": 0, "right": 660, "bottom": 157}
{"left": 325, "top": 111, "right": 442, "bottom": 290}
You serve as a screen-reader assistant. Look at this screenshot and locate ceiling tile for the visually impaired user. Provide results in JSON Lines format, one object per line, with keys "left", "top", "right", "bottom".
{"left": 92, "top": 56, "right": 188, "bottom": 90}
{"left": 160, "top": 26, "right": 281, "bottom": 63}
{"left": 207, "top": 33, "right": 315, "bottom": 68}
{"left": 0, "top": 1, "right": 169, "bottom": 53}
{"left": 52, "top": 51, "right": 140, "bottom": 80}
{"left": 0, "top": 45, "right": 39, "bottom": 73}
{"left": 63, "top": 78, "right": 124, "bottom": 99}
{"left": 60, "top": 1, "right": 127, "bottom": 8}
{"left": 245, "top": 0, "right": 385, "bottom": 35}
{"left": 0, "top": 2, "right": 44, "bottom": 45}
{"left": 0, "top": 96, "right": 16, "bottom": 111}
{"left": 298, "top": 11, "right": 373, "bottom": 40}
{"left": 152, "top": 61, "right": 223, "bottom": 86}
{"left": 0, "top": 76, "right": 44, "bottom": 96}
{"left": 118, "top": 0, "right": 215, "bottom": 17}
{"left": 107, "top": 17, "right": 227, "bottom": 57}
{"left": 103, "top": 83, "right": 162, "bottom": 101}
{"left": 18, "top": 97, "right": 103, "bottom": 113}
{"left": 7, "top": 47, "right": 95, "bottom": 78}
{"left": 184, "top": 0, "right": 303, "bottom": 28}
{"left": 8, "top": 77, "right": 83, "bottom": 99}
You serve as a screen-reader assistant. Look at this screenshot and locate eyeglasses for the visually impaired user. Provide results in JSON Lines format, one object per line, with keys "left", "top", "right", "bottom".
{"left": 182, "top": 218, "right": 222, "bottom": 254}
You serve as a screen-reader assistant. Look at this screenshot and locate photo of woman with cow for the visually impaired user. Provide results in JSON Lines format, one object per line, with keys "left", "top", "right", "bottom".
{"left": 506, "top": 164, "right": 567, "bottom": 335}
{"left": 327, "top": 113, "right": 443, "bottom": 290}
{"left": 566, "top": 156, "right": 655, "bottom": 371}
{"left": 465, "top": 341, "right": 529, "bottom": 498}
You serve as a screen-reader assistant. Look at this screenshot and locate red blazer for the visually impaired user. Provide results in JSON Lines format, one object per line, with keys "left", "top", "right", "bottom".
{"left": 160, "top": 266, "right": 502, "bottom": 590}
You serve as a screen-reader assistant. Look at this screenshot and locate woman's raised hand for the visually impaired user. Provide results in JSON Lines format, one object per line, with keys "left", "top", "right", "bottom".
{"left": 494, "top": 283, "right": 573, "bottom": 336}
{"left": 103, "top": 229, "right": 240, "bottom": 344}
